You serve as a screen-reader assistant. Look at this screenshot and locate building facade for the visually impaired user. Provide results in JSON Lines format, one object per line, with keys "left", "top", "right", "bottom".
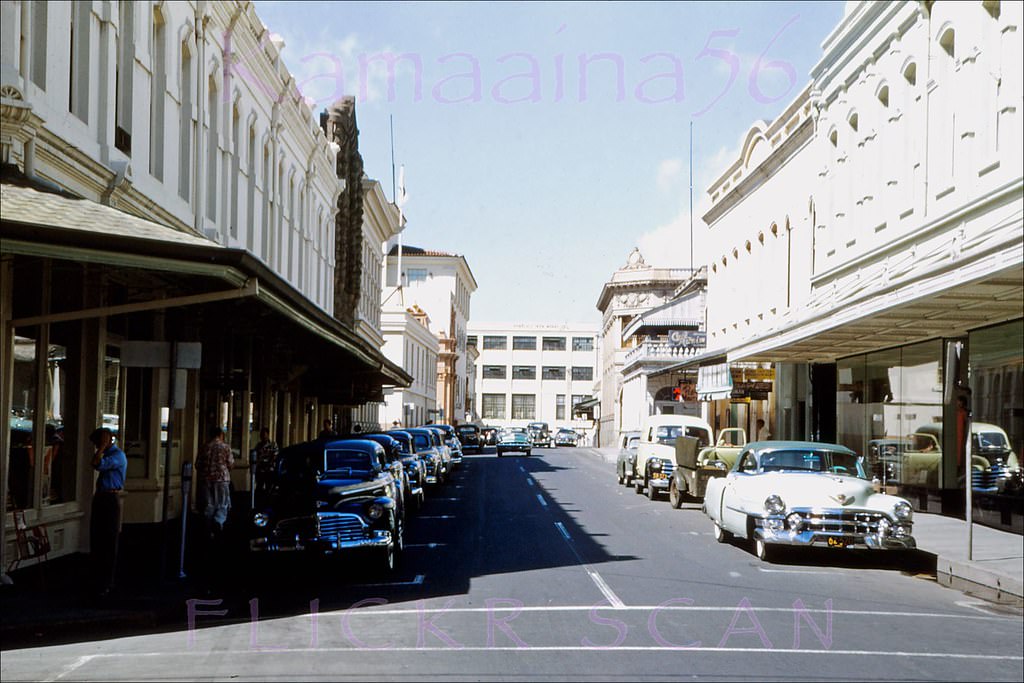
{"left": 469, "top": 322, "right": 600, "bottom": 438}
{"left": 385, "top": 245, "right": 477, "bottom": 424}
{"left": 0, "top": 0, "right": 409, "bottom": 572}
{"left": 702, "top": 0, "right": 1023, "bottom": 530}
{"left": 380, "top": 304, "right": 439, "bottom": 429}
{"left": 595, "top": 249, "right": 690, "bottom": 447}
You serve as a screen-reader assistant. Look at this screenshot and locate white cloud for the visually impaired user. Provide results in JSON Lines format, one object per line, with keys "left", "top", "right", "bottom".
{"left": 636, "top": 211, "right": 694, "bottom": 269}
{"left": 656, "top": 158, "right": 685, "bottom": 193}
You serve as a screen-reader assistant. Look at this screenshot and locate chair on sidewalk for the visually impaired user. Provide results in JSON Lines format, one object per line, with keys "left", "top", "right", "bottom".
{"left": 7, "top": 509, "right": 51, "bottom": 574}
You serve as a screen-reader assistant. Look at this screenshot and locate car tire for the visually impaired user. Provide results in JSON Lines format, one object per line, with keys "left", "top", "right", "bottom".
{"left": 713, "top": 520, "right": 731, "bottom": 543}
{"left": 634, "top": 478, "right": 644, "bottom": 495}
{"left": 617, "top": 469, "right": 625, "bottom": 485}
{"left": 754, "top": 537, "right": 774, "bottom": 563}
{"left": 646, "top": 478, "right": 658, "bottom": 500}
{"left": 669, "top": 480, "right": 683, "bottom": 509}
{"left": 526, "top": 450, "right": 532, "bottom": 457}
{"left": 497, "top": 450, "right": 503, "bottom": 457}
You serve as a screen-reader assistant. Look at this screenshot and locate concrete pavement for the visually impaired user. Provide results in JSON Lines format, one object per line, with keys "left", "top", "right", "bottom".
{"left": 582, "top": 445, "right": 1024, "bottom": 606}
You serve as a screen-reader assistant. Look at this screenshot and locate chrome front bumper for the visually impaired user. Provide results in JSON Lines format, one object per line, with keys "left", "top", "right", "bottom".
{"left": 753, "top": 508, "right": 915, "bottom": 550}
{"left": 251, "top": 529, "right": 391, "bottom": 553}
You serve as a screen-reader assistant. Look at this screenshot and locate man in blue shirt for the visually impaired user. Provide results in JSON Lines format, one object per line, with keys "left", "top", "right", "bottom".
{"left": 89, "top": 427, "right": 127, "bottom": 596}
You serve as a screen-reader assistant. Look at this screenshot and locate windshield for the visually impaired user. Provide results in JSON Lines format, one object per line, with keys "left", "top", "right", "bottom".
{"left": 325, "top": 449, "right": 373, "bottom": 472}
{"left": 759, "top": 449, "right": 866, "bottom": 478}
{"left": 627, "top": 437, "right": 640, "bottom": 451}
{"left": 974, "top": 431, "right": 1009, "bottom": 453}
{"left": 655, "top": 425, "right": 710, "bottom": 448}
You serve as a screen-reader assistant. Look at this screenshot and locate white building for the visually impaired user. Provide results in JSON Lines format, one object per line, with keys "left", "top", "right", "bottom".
{"left": 380, "top": 304, "right": 439, "bottom": 429}
{"left": 385, "top": 245, "right": 477, "bottom": 423}
{"left": 701, "top": 0, "right": 1022, "bottom": 527}
{"left": 469, "top": 322, "right": 600, "bottom": 437}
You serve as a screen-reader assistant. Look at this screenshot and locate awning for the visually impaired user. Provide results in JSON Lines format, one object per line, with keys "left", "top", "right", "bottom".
{"left": 696, "top": 362, "right": 733, "bottom": 401}
{"left": 622, "top": 290, "right": 704, "bottom": 341}
{"left": 1, "top": 177, "right": 412, "bottom": 389}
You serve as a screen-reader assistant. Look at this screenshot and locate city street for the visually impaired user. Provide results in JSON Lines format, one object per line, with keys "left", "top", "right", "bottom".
{"left": 1, "top": 447, "right": 1021, "bottom": 682}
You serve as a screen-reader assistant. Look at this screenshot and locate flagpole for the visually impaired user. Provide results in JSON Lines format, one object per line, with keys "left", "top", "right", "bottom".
{"left": 689, "top": 119, "right": 694, "bottom": 274}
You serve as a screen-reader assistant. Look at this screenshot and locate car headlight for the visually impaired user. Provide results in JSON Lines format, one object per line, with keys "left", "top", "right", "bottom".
{"left": 893, "top": 501, "right": 912, "bottom": 521}
{"left": 367, "top": 502, "right": 385, "bottom": 520}
{"left": 764, "top": 494, "right": 786, "bottom": 515}
{"left": 253, "top": 513, "right": 269, "bottom": 528}
{"left": 649, "top": 459, "right": 663, "bottom": 471}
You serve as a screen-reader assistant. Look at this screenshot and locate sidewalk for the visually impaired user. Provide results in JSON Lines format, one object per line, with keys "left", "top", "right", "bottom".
{"left": 581, "top": 447, "right": 1024, "bottom": 606}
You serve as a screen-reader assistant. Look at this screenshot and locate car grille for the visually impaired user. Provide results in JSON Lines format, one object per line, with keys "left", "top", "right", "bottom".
{"left": 317, "top": 513, "right": 368, "bottom": 541}
{"left": 972, "top": 464, "right": 1013, "bottom": 492}
{"left": 789, "top": 509, "right": 889, "bottom": 534}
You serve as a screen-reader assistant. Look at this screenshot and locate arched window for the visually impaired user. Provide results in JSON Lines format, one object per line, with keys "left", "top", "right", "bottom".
{"left": 829, "top": 128, "right": 838, "bottom": 147}
{"left": 903, "top": 62, "right": 917, "bottom": 86}
{"left": 206, "top": 74, "right": 219, "bottom": 222}
{"left": 848, "top": 111, "right": 859, "bottom": 132}
{"left": 150, "top": 7, "right": 166, "bottom": 180}
{"left": 178, "top": 39, "right": 194, "bottom": 201}
{"left": 939, "top": 28, "right": 955, "bottom": 59}
{"left": 983, "top": 0, "right": 1000, "bottom": 20}
{"left": 877, "top": 84, "right": 889, "bottom": 108}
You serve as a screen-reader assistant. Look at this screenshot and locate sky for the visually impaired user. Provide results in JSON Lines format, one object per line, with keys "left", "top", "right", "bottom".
{"left": 253, "top": 1, "right": 847, "bottom": 325}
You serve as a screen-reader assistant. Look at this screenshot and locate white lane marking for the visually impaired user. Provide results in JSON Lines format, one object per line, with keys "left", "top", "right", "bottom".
{"left": 48, "top": 655, "right": 94, "bottom": 682}
{"left": 526, "top": 477, "right": 535, "bottom": 487}
{"left": 62, "top": 647, "right": 1023, "bottom": 660}
{"left": 729, "top": 571, "right": 742, "bottom": 578}
{"left": 356, "top": 574, "right": 425, "bottom": 588}
{"left": 554, "top": 521, "right": 571, "bottom": 541}
{"left": 327, "top": 605, "right": 1018, "bottom": 621}
{"left": 417, "top": 515, "right": 456, "bottom": 519}
{"left": 536, "top": 493, "right": 548, "bottom": 508}
{"left": 587, "top": 570, "right": 626, "bottom": 609}
{"left": 404, "top": 543, "right": 445, "bottom": 549}
{"left": 757, "top": 567, "right": 836, "bottom": 575}
{"left": 433, "top": 497, "right": 460, "bottom": 501}
{"left": 689, "top": 531, "right": 700, "bottom": 535}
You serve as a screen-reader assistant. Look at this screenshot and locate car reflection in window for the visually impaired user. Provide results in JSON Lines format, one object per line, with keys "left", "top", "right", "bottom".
{"left": 759, "top": 450, "right": 866, "bottom": 478}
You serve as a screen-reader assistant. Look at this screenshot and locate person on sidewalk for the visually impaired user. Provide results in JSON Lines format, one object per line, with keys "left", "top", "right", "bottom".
{"left": 195, "top": 426, "right": 234, "bottom": 536}
{"left": 756, "top": 419, "right": 771, "bottom": 442}
{"left": 89, "top": 427, "right": 127, "bottom": 597}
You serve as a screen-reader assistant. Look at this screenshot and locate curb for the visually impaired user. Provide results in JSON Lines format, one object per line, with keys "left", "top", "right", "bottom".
{"left": 934, "top": 555, "right": 1024, "bottom": 606}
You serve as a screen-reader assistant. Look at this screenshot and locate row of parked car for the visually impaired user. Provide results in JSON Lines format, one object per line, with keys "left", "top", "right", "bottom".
{"left": 615, "top": 415, "right": 1021, "bottom": 562}
{"left": 248, "top": 424, "right": 470, "bottom": 571}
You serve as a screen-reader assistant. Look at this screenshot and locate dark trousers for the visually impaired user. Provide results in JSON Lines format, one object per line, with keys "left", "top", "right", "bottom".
{"left": 91, "top": 491, "right": 122, "bottom": 591}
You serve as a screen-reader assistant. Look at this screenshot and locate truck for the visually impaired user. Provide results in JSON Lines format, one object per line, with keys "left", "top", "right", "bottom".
{"left": 631, "top": 415, "right": 714, "bottom": 500}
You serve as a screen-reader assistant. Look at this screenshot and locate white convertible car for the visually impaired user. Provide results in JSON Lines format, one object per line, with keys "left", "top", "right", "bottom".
{"left": 703, "top": 441, "right": 916, "bottom": 562}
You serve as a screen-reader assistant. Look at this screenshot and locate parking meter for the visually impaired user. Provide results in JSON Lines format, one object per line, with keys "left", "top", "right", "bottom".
{"left": 178, "top": 461, "right": 193, "bottom": 578}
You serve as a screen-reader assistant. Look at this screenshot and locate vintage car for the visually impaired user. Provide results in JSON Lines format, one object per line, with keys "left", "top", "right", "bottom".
{"left": 497, "top": 430, "right": 532, "bottom": 457}
{"left": 456, "top": 424, "right": 483, "bottom": 454}
{"left": 403, "top": 427, "right": 446, "bottom": 485}
{"left": 632, "top": 415, "right": 713, "bottom": 500}
{"left": 419, "top": 426, "right": 453, "bottom": 477}
{"left": 555, "top": 428, "right": 578, "bottom": 447}
{"left": 528, "top": 421, "right": 553, "bottom": 448}
{"left": 703, "top": 441, "right": 916, "bottom": 562}
{"left": 250, "top": 438, "right": 403, "bottom": 570}
{"left": 481, "top": 426, "right": 501, "bottom": 445}
{"left": 359, "top": 433, "right": 416, "bottom": 513}
{"left": 432, "top": 423, "right": 464, "bottom": 467}
{"left": 669, "top": 427, "right": 746, "bottom": 507}
{"left": 616, "top": 430, "right": 641, "bottom": 486}
{"left": 382, "top": 430, "right": 427, "bottom": 507}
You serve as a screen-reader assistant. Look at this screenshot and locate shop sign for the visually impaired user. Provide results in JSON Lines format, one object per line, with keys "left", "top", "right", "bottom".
{"left": 732, "top": 380, "right": 771, "bottom": 401}
{"left": 668, "top": 330, "right": 707, "bottom": 349}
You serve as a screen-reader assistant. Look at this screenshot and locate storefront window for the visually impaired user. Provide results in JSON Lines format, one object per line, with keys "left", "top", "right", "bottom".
{"left": 41, "top": 341, "right": 73, "bottom": 506}
{"left": 837, "top": 356, "right": 865, "bottom": 456}
{"left": 970, "top": 320, "right": 1024, "bottom": 468}
{"left": 8, "top": 333, "right": 38, "bottom": 510}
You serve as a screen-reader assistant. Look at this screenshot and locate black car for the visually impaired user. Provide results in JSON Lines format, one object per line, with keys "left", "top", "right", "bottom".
{"left": 403, "top": 427, "right": 446, "bottom": 485}
{"left": 456, "top": 424, "right": 483, "bottom": 453}
{"left": 356, "top": 433, "right": 412, "bottom": 516}
{"left": 383, "top": 430, "right": 427, "bottom": 507}
{"left": 250, "top": 438, "right": 403, "bottom": 570}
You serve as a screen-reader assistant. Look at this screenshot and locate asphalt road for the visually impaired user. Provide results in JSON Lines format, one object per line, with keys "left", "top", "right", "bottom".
{"left": 2, "top": 447, "right": 1022, "bottom": 681}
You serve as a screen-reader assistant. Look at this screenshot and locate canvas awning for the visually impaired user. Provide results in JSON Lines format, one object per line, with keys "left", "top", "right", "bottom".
{"left": 696, "top": 362, "right": 733, "bottom": 401}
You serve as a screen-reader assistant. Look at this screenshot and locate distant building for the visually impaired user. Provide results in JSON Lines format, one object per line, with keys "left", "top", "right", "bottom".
{"left": 385, "top": 245, "right": 477, "bottom": 424}
{"left": 469, "top": 322, "right": 600, "bottom": 438}
{"left": 381, "top": 304, "right": 439, "bottom": 428}
{"left": 595, "top": 249, "right": 691, "bottom": 447}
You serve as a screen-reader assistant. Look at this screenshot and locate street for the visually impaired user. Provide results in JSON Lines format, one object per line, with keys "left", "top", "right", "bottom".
{"left": 2, "top": 447, "right": 1022, "bottom": 682}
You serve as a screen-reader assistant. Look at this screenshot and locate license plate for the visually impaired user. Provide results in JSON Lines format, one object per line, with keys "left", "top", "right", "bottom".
{"left": 826, "top": 536, "right": 848, "bottom": 549}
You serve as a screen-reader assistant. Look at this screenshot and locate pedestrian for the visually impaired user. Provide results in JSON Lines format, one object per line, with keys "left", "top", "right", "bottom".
{"left": 318, "top": 418, "right": 337, "bottom": 440}
{"left": 195, "top": 426, "right": 234, "bottom": 536}
{"left": 756, "top": 419, "right": 771, "bottom": 442}
{"left": 251, "top": 427, "right": 278, "bottom": 499}
{"left": 88, "top": 426, "right": 127, "bottom": 597}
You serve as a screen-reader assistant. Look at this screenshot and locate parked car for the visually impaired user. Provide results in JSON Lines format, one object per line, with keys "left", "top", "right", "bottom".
{"left": 616, "top": 430, "right": 641, "bottom": 486}
{"left": 554, "top": 428, "right": 578, "bottom": 447}
{"left": 632, "top": 415, "right": 713, "bottom": 500}
{"left": 527, "top": 421, "right": 553, "bottom": 448}
{"left": 497, "top": 430, "right": 532, "bottom": 457}
{"left": 420, "top": 426, "right": 453, "bottom": 478}
{"left": 481, "top": 426, "right": 500, "bottom": 445}
{"left": 360, "top": 432, "right": 419, "bottom": 513}
{"left": 431, "top": 423, "right": 463, "bottom": 467}
{"left": 382, "top": 430, "right": 427, "bottom": 508}
{"left": 669, "top": 427, "right": 746, "bottom": 507}
{"left": 703, "top": 441, "right": 916, "bottom": 562}
{"left": 403, "top": 427, "right": 445, "bottom": 485}
{"left": 249, "top": 438, "right": 403, "bottom": 570}
{"left": 456, "top": 424, "right": 483, "bottom": 453}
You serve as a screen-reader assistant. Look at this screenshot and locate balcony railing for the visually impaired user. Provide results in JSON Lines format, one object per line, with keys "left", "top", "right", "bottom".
{"left": 623, "top": 340, "right": 703, "bottom": 369}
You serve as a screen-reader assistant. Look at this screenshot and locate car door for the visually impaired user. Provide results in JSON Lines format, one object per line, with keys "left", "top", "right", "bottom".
{"left": 720, "top": 451, "right": 758, "bottom": 535}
